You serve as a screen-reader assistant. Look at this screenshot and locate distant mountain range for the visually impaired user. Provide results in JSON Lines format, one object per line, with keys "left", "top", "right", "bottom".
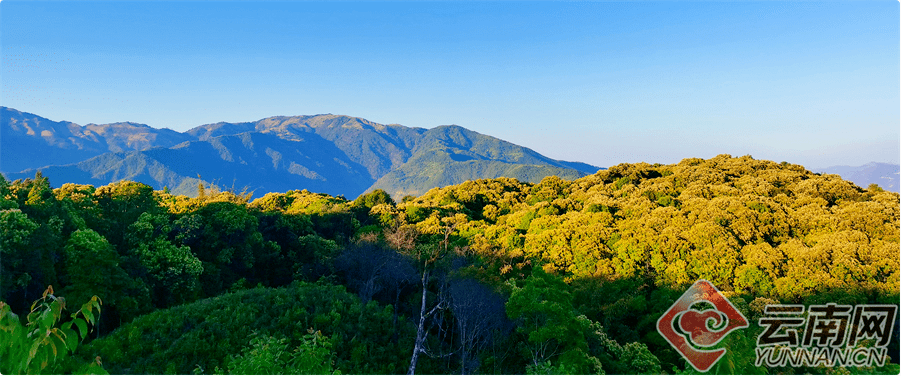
{"left": 1, "top": 107, "right": 601, "bottom": 198}
{"left": 4, "top": 107, "right": 897, "bottom": 197}
{"left": 815, "top": 162, "right": 900, "bottom": 192}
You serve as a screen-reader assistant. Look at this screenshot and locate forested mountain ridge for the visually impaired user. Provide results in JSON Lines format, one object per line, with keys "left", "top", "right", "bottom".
{"left": 1, "top": 107, "right": 600, "bottom": 198}
{"left": 8, "top": 132, "right": 375, "bottom": 199}
{"left": 185, "top": 114, "right": 427, "bottom": 180}
{"left": 1, "top": 154, "right": 897, "bottom": 374}
{"left": 0, "top": 107, "right": 192, "bottom": 172}
{"left": 369, "top": 125, "right": 597, "bottom": 197}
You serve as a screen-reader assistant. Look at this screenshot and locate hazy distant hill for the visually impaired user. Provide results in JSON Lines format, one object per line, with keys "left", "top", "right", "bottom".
{"left": 816, "top": 162, "right": 900, "bottom": 192}
{"left": 2, "top": 107, "right": 601, "bottom": 198}
{"left": 0, "top": 107, "right": 192, "bottom": 172}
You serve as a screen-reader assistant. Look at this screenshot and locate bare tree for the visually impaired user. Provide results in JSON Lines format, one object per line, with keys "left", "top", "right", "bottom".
{"left": 407, "top": 223, "right": 457, "bottom": 375}
{"left": 449, "top": 278, "right": 508, "bottom": 374}
{"left": 334, "top": 242, "right": 417, "bottom": 306}
{"left": 381, "top": 250, "right": 418, "bottom": 343}
{"left": 334, "top": 242, "right": 384, "bottom": 303}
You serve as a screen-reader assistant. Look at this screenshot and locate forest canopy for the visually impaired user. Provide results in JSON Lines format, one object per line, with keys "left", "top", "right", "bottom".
{"left": 1, "top": 154, "right": 898, "bottom": 374}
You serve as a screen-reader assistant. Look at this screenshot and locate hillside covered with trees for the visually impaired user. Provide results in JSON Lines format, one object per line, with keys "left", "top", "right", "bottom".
{"left": 1, "top": 107, "right": 599, "bottom": 199}
{"left": 1, "top": 154, "right": 898, "bottom": 374}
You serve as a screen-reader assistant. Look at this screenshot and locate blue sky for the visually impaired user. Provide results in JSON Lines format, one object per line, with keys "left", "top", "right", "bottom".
{"left": 2, "top": 1, "right": 898, "bottom": 168}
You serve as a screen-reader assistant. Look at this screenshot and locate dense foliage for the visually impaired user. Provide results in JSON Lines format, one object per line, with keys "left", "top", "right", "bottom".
{"left": 0, "top": 286, "right": 104, "bottom": 374}
{"left": 1, "top": 154, "right": 898, "bottom": 374}
{"left": 89, "top": 282, "right": 408, "bottom": 374}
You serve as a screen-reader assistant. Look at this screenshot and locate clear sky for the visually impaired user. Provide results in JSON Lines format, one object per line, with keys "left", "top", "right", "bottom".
{"left": 2, "top": 1, "right": 898, "bottom": 168}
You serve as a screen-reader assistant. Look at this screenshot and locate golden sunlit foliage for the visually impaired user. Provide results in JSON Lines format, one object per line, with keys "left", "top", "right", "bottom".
{"left": 393, "top": 155, "right": 899, "bottom": 300}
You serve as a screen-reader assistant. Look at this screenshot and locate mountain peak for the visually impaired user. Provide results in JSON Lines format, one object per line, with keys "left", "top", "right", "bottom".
{"left": 2, "top": 107, "right": 604, "bottom": 199}
{"left": 86, "top": 121, "right": 153, "bottom": 129}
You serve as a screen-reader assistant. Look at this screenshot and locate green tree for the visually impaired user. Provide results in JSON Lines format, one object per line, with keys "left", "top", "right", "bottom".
{"left": 218, "top": 330, "right": 340, "bottom": 375}
{"left": 177, "top": 202, "right": 264, "bottom": 296}
{"left": 0, "top": 173, "right": 17, "bottom": 210}
{"left": 506, "top": 269, "right": 600, "bottom": 374}
{"left": 63, "top": 229, "right": 149, "bottom": 326}
{"left": 92, "top": 181, "right": 161, "bottom": 253}
{"left": 88, "top": 282, "right": 411, "bottom": 375}
{"left": 128, "top": 212, "right": 203, "bottom": 306}
{"left": 0, "top": 209, "right": 40, "bottom": 309}
{"left": 586, "top": 320, "right": 662, "bottom": 374}
{"left": 354, "top": 189, "right": 395, "bottom": 209}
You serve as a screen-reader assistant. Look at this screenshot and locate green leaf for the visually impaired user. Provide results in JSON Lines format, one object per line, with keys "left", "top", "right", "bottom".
{"left": 39, "top": 309, "right": 56, "bottom": 331}
{"left": 74, "top": 318, "right": 88, "bottom": 339}
{"left": 63, "top": 327, "right": 79, "bottom": 351}
{"left": 48, "top": 336, "right": 60, "bottom": 359}
{"left": 83, "top": 299, "right": 100, "bottom": 316}
{"left": 28, "top": 340, "right": 44, "bottom": 372}
{"left": 28, "top": 336, "right": 43, "bottom": 359}
{"left": 82, "top": 309, "right": 95, "bottom": 325}
{"left": 50, "top": 329, "right": 68, "bottom": 354}
{"left": 50, "top": 299, "right": 64, "bottom": 318}
{"left": 38, "top": 349, "right": 49, "bottom": 371}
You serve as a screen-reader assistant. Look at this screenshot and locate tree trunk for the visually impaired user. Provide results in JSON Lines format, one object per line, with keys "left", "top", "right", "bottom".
{"left": 460, "top": 342, "right": 467, "bottom": 375}
{"left": 408, "top": 270, "right": 429, "bottom": 375}
{"left": 408, "top": 224, "right": 455, "bottom": 375}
